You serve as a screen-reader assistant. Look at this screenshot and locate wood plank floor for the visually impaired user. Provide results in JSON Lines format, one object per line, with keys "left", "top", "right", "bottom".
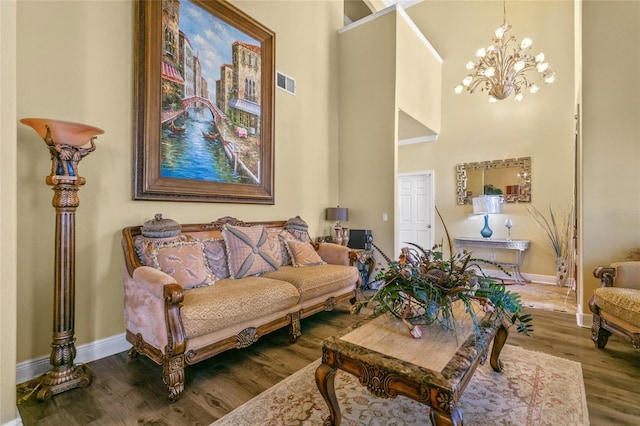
{"left": 17, "top": 303, "right": 640, "bottom": 425}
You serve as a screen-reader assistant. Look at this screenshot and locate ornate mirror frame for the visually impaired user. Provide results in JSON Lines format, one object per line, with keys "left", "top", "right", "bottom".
{"left": 456, "top": 157, "right": 531, "bottom": 204}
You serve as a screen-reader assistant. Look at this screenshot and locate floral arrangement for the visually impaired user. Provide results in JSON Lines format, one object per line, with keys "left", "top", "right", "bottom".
{"left": 352, "top": 242, "right": 533, "bottom": 343}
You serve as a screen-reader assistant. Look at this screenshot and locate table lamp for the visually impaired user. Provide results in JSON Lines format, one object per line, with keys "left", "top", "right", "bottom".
{"left": 326, "top": 206, "right": 348, "bottom": 245}
{"left": 19, "top": 118, "right": 104, "bottom": 401}
{"left": 472, "top": 195, "right": 502, "bottom": 238}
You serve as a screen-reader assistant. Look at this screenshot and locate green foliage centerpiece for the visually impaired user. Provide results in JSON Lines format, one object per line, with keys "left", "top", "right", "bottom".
{"left": 352, "top": 242, "right": 533, "bottom": 343}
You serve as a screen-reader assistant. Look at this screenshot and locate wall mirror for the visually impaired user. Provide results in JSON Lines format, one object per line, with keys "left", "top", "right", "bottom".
{"left": 456, "top": 157, "right": 531, "bottom": 204}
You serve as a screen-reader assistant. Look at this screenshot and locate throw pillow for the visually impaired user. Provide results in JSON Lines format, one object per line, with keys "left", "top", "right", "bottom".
{"left": 286, "top": 239, "right": 326, "bottom": 267}
{"left": 222, "top": 224, "right": 280, "bottom": 278}
{"left": 265, "top": 227, "right": 284, "bottom": 266}
{"left": 151, "top": 239, "right": 216, "bottom": 289}
{"left": 201, "top": 238, "right": 230, "bottom": 279}
{"left": 134, "top": 234, "right": 189, "bottom": 267}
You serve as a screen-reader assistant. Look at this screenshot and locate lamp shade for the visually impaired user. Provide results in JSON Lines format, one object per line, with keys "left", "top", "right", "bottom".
{"left": 472, "top": 195, "right": 502, "bottom": 214}
{"left": 20, "top": 118, "right": 104, "bottom": 147}
{"left": 326, "top": 207, "right": 348, "bottom": 222}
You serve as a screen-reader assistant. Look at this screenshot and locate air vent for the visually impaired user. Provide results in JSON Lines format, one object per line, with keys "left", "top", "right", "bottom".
{"left": 276, "top": 71, "right": 296, "bottom": 95}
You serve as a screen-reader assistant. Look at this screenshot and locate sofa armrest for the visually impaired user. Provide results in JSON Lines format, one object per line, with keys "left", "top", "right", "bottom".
{"left": 125, "top": 265, "right": 186, "bottom": 356}
{"left": 132, "top": 266, "right": 181, "bottom": 297}
{"left": 316, "top": 242, "right": 351, "bottom": 266}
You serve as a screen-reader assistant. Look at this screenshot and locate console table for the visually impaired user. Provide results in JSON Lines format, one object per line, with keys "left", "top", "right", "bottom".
{"left": 454, "top": 237, "right": 530, "bottom": 284}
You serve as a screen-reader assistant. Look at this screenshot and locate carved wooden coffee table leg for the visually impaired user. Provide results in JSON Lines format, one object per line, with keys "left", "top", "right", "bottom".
{"left": 490, "top": 322, "right": 509, "bottom": 372}
{"left": 429, "top": 406, "right": 463, "bottom": 426}
{"left": 315, "top": 362, "right": 341, "bottom": 426}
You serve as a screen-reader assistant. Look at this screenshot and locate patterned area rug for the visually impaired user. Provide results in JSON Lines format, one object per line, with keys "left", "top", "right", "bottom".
{"left": 212, "top": 345, "right": 589, "bottom": 425}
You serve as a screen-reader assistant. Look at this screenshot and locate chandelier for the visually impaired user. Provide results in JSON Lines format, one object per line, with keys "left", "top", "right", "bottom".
{"left": 455, "top": 2, "right": 556, "bottom": 102}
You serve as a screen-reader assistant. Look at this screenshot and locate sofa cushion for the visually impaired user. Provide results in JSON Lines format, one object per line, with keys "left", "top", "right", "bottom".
{"left": 594, "top": 287, "right": 640, "bottom": 328}
{"left": 262, "top": 264, "right": 359, "bottom": 303}
{"left": 222, "top": 225, "right": 280, "bottom": 278}
{"left": 286, "top": 239, "right": 326, "bottom": 267}
{"left": 180, "top": 277, "right": 300, "bottom": 339}
{"left": 151, "top": 239, "right": 215, "bottom": 289}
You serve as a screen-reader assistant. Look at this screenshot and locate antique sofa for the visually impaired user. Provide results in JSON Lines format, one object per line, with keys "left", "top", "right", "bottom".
{"left": 590, "top": 261, "right": 640, "bottom": 350}
{"left": 121, "top": 215, "right": 360, "bottom": 401}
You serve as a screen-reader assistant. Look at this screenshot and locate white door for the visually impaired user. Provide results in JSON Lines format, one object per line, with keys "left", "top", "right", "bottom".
{"left": 397, "top": 172, "right": 434, "bottom": 256}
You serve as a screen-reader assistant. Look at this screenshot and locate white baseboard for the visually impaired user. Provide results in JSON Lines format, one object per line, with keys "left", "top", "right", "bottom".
{"left": 1, "top": 412, "right": 23, "bottom": 426}
{"left": 16, "top": 332, "right": 129, "bottom": 385}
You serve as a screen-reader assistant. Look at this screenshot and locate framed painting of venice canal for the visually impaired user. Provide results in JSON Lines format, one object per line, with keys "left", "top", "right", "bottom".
{"left": 133, "top": 0, "right": 275, "bottom": 203}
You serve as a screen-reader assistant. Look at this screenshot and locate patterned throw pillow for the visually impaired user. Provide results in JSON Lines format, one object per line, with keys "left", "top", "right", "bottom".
{"left": 201, "top": 238, "right": 230, "bottom": 279}
{"left": 265, "top": 228, "right": 284, "bottom": 267}
{"left": 222, "top": 224, "right": 280, "bottom": 278}
{"left": 134, "top": 234, "right": 189, "bottom": 266}
{"left": 285, "top": 239, "right": 326, "bottom": 267}
{"left": 151, "top": 239, "right": 216, "bottom": 289}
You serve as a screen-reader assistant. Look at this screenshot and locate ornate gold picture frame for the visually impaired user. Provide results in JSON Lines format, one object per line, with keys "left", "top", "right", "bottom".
{"left": 133, "top": 0, "right": 275, "bottom": 203}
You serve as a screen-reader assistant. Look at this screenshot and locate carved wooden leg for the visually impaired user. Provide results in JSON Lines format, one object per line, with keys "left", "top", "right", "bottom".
{"left": 490, "top": 322, "right": 509, "bottom": 372}
{"left": 315, "top": 362, "right": 341, "bottom": 426}
{"left": 429, "top": 406, "right": 463, "bottom": 426}
{"left": 163, "top": 355, "right": 185, "bottom": 402}
{"left": 591, "top": 314, "right": 611, "bottom": 349}
{"left": 127, "top": 346, "right": 139, "bottom": 358}
{"left": 288, "top": 311, "right": 301, "bottom": 343}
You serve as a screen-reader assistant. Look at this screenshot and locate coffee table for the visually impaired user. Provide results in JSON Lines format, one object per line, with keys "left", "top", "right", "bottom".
{"left": 315, "top": 301, "right": 508, "bottom": 425}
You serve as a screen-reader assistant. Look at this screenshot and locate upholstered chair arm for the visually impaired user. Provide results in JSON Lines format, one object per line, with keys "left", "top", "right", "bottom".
{"left": 593, "top": 266, "right": 617, "bottom": 288}
{"left": 315, "top": 242, "right": 351, "bottom": 266}
{"left": 595, "top": 262, "right": 640, "bottom": 290}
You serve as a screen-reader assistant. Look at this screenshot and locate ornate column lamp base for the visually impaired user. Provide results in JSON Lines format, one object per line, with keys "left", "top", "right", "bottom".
{"left": 18, "top": 118, "right": 104, "bottom": 402}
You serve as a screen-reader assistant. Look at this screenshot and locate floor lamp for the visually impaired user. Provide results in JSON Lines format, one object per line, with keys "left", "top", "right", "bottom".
{"left": 19, "top": 118, "right": 104, "bottom": 401}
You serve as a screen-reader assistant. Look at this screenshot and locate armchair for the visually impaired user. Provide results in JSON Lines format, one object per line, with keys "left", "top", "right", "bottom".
{"left": 590, "top": 261, "right": 640, "bottom": 350}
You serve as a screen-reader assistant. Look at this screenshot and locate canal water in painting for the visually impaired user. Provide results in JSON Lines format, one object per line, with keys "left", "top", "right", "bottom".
{"left": 160, "top": 109, "right": 254, "bottom": 184}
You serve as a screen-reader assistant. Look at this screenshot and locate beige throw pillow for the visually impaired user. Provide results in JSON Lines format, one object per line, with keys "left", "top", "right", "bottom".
{"left": 222, "top": 224, "right": 280, "bottom": 278}
{"left": 286, "top": 239, "right": 326, "bottom": 267}
{"left": 151, "top": 239, "right": 215, "bottom": 289}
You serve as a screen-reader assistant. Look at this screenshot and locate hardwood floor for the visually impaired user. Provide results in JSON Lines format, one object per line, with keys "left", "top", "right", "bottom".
{"left": 17, "top": 303, "right": 640, "bottom": 425}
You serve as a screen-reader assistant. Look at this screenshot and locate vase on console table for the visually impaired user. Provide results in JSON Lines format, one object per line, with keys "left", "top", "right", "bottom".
{"left": 480, "top": 214, "right": 493, "bottom": 239}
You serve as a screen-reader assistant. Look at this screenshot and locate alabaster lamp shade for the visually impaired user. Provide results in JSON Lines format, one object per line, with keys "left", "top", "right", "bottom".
{"left": 20, "top": 117, "right": 104, "bottom": 147}
{"left": 326, "top": 207, "right": 348, "bottom": 227}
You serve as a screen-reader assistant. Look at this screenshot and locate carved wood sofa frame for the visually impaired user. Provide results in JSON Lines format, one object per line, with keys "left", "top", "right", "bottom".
{"left": 121, "top": 216, "right": 359, "bottom": 401}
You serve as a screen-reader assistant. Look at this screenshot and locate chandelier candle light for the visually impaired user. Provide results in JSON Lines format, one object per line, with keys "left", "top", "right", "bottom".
{"left": 19, "top": 118, "right": 104, "bottom": 401}
{"left": 455, "top": 1, "right": 556, "bottom": 102}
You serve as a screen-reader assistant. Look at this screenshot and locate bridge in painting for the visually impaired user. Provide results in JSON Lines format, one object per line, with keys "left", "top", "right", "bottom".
{"left": 161, "top": 96, "right": 225, "bottom": 124}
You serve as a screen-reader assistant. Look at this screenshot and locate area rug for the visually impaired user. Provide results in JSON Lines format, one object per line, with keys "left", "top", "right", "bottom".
{"left": 212, "top": 345, "right": 589, "bottom": 425}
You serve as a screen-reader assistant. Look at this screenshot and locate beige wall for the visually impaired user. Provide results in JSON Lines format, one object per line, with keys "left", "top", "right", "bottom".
{"left": 402, "top": 1, "right": 576, "bottom": 280}
{"left": 581, "top": 1, "right": 640, "bottom": 316}
{"left": 1, "top": 1, "right": 17, "bottom": 422}
{"left": 338, "top": 10, "right": 398, "bottom": 257}
{"left": 15, "top": 0, "right": 342, "bottom": 364}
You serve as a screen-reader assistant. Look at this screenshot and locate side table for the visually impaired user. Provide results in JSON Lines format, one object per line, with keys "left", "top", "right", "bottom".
{"left": 348, "top": 248, "right": 375, "bottom": 288}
